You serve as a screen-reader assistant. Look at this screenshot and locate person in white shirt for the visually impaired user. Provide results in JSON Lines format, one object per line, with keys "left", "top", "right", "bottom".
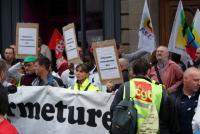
{"left": 192, "top": 95, "right": 200, "bottom": 134}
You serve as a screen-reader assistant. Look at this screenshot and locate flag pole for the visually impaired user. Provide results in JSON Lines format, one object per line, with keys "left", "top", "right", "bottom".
{"left": 80, "top": 0, "right": 87, "bottom": 59}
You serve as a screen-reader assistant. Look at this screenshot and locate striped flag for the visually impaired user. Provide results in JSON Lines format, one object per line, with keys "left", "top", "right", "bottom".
{"left": 186, "top": 9, "right": 200, "bottom": 60}
{"left": 168, "top": 1, "right": 187, "bottom": 55}
{"left": 192, "top": 9, "right": 200, "bottom": 46}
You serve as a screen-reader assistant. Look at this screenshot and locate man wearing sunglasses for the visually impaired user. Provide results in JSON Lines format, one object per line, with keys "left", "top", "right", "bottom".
{"left": 19, "top": 56, "right": 37, "bottom": 86}
{"left": 7, "top": 56, "right": 37, "bottom": 86}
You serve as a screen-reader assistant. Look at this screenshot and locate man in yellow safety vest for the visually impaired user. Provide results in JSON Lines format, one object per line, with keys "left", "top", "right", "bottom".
{"left": 111, "top": 58, "right": 175, "bottom": 133}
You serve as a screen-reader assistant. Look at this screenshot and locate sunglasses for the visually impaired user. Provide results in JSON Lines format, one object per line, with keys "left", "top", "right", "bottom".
{"left": 24, "top": 63, "right": 34, "bottom": 67}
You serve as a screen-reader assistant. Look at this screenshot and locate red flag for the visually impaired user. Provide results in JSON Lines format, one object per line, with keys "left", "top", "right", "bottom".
{"left": 186, "top": 45, "right": 196, "bottom": 60}
{"left": 48, "top": 28, "right": 65, "bottom": 58}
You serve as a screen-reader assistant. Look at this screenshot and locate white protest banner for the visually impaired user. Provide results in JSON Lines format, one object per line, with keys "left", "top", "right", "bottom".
{"left": 92, "top": 40, "right": 123, "bottom": 84}
{"left": 16, "top": 23, "right": 39, "bottom": 58}
{"left": 8, "top": 86, "right": 113, "bottom": 134}
{"left": 63, "top": 23, "right": 81, "bottom": 64}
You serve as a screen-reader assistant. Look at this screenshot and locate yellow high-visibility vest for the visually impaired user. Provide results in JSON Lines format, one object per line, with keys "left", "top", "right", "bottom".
{"left": 68, "top": 78, "right": 100, "bottom": 92}
{"left": 123, "top": 78, "right": 163, "bottom": 129}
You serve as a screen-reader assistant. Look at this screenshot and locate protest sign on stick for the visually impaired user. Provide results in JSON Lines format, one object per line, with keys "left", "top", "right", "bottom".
{"left": 92, "top": 39, "right": 123, "bottom": 85}
{"left": 16, "top": 23, "right": 39, "bottom": 58}
{"left": 63, "top": 23, "right": 81, "bottom": 64}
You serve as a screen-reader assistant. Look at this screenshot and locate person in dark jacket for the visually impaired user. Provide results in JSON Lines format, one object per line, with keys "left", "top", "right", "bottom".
{"left": 168, "top": 67, "right": 200, "bottom": 134}
{"left": 0, "top": 88, "right": 19, "bottom": 134}
{"left": 109, "top": 58, "right": 130, "bottom": 92}
{"left": 170, "top": 52, "right": 186, "bottom": 71}
{"left": 118, "top": 58, "right": 129, "bottom": 82}
{"left": 32, "top": 56, "right": 64, "bottom": 87}
{"left": 0, "top": 59, "right": 18, "bottom": 133}
{"left": 3, "top": 47, "right": 21, "bottom": 68}
{"left": 189, "top": 47, "right": 200, "bottom": 69}
{"left": 19, "top": 56, "right": 38, "bottom": 86}
{"left": 0, "top": 59, "right": 17, "bottom": 94}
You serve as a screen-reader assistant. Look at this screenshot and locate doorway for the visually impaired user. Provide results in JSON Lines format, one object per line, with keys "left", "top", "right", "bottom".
{"left": 159, "top": 0, "right": 200, "bottom": 46}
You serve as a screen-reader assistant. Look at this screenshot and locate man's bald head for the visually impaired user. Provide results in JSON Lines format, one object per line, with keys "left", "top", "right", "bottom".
{"left": 183, "top": 67, "right": 200, "bottom": 93}
{"left": 184, "top": 67, "right": 199, "bottom": 78}
{"left": 119, "top": 58, "right": 129, "bottom": 71}
{"left": 156, "top": 46, "right": 169, "bottom": 61}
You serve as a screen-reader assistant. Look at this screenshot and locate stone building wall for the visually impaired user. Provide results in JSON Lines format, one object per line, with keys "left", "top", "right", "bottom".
{"left": 120, "top": 0, "right": 159, "bottom": 53}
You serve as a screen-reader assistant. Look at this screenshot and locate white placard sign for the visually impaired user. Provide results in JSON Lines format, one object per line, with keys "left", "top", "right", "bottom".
{"left": 63, "top": 23, "right": 81, "bottom": 64}
{"left": 8, "top": 86, "right": 113, "bottom": 134}
{"left": 18, "top": 28, "right": 37, "bottom": 55}
{"left": 16, "top": 23, "right": 39, "bottom": 58}
{"left": 93, "top": 40, "right": 123, "bottom": 84}
{"left": 96, "top": 47, "right": 120, "bottom": 79}
{"left": 64, "top": 28, "right": 78, "bottom": 59}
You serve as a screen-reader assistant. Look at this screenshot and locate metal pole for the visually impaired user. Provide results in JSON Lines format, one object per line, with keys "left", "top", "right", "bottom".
{"left": 80, "top": 0, "right": 87, "bottom": 59}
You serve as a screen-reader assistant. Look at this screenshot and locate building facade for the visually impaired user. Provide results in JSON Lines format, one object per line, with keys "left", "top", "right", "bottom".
{"left": 0, "top": 0, "right": 199, "bottom": 55}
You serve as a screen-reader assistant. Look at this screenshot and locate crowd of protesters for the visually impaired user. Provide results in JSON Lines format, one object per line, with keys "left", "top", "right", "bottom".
{"left": 1, "top": 41, "right": 200, "bottom": 134}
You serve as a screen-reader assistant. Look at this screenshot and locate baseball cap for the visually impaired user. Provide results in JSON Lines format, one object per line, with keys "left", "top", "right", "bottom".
{"left": 24, "top": 56, "right": 37, "bottom": 63}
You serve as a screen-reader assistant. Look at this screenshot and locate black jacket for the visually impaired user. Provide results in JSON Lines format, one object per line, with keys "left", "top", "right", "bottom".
{"left": 0, "top": 83, "right": 17, "bottom": 94}
{"left": 166, "top": 86, "right": 200, "bottom": 134}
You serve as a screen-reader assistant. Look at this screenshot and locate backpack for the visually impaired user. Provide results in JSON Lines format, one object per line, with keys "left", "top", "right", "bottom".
{"left": 111, "top": 82, "right": 137, "bottom": 134}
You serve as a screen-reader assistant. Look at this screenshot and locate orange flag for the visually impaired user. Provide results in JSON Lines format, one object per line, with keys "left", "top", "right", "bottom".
{"left": 48, "top": 28, "right": 65, "bottom": 58}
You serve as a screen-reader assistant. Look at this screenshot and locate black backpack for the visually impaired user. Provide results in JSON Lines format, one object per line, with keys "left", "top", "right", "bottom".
{"left": 111, "top": 83, "right": 137, "bottom": 134}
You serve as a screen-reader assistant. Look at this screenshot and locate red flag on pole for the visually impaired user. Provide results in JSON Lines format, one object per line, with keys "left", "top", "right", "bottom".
{"left": 186, "top": 45, "right": 196, "bottom": 60}
{"left": 48, "top": 28, "right": 65, "bottom": 58}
